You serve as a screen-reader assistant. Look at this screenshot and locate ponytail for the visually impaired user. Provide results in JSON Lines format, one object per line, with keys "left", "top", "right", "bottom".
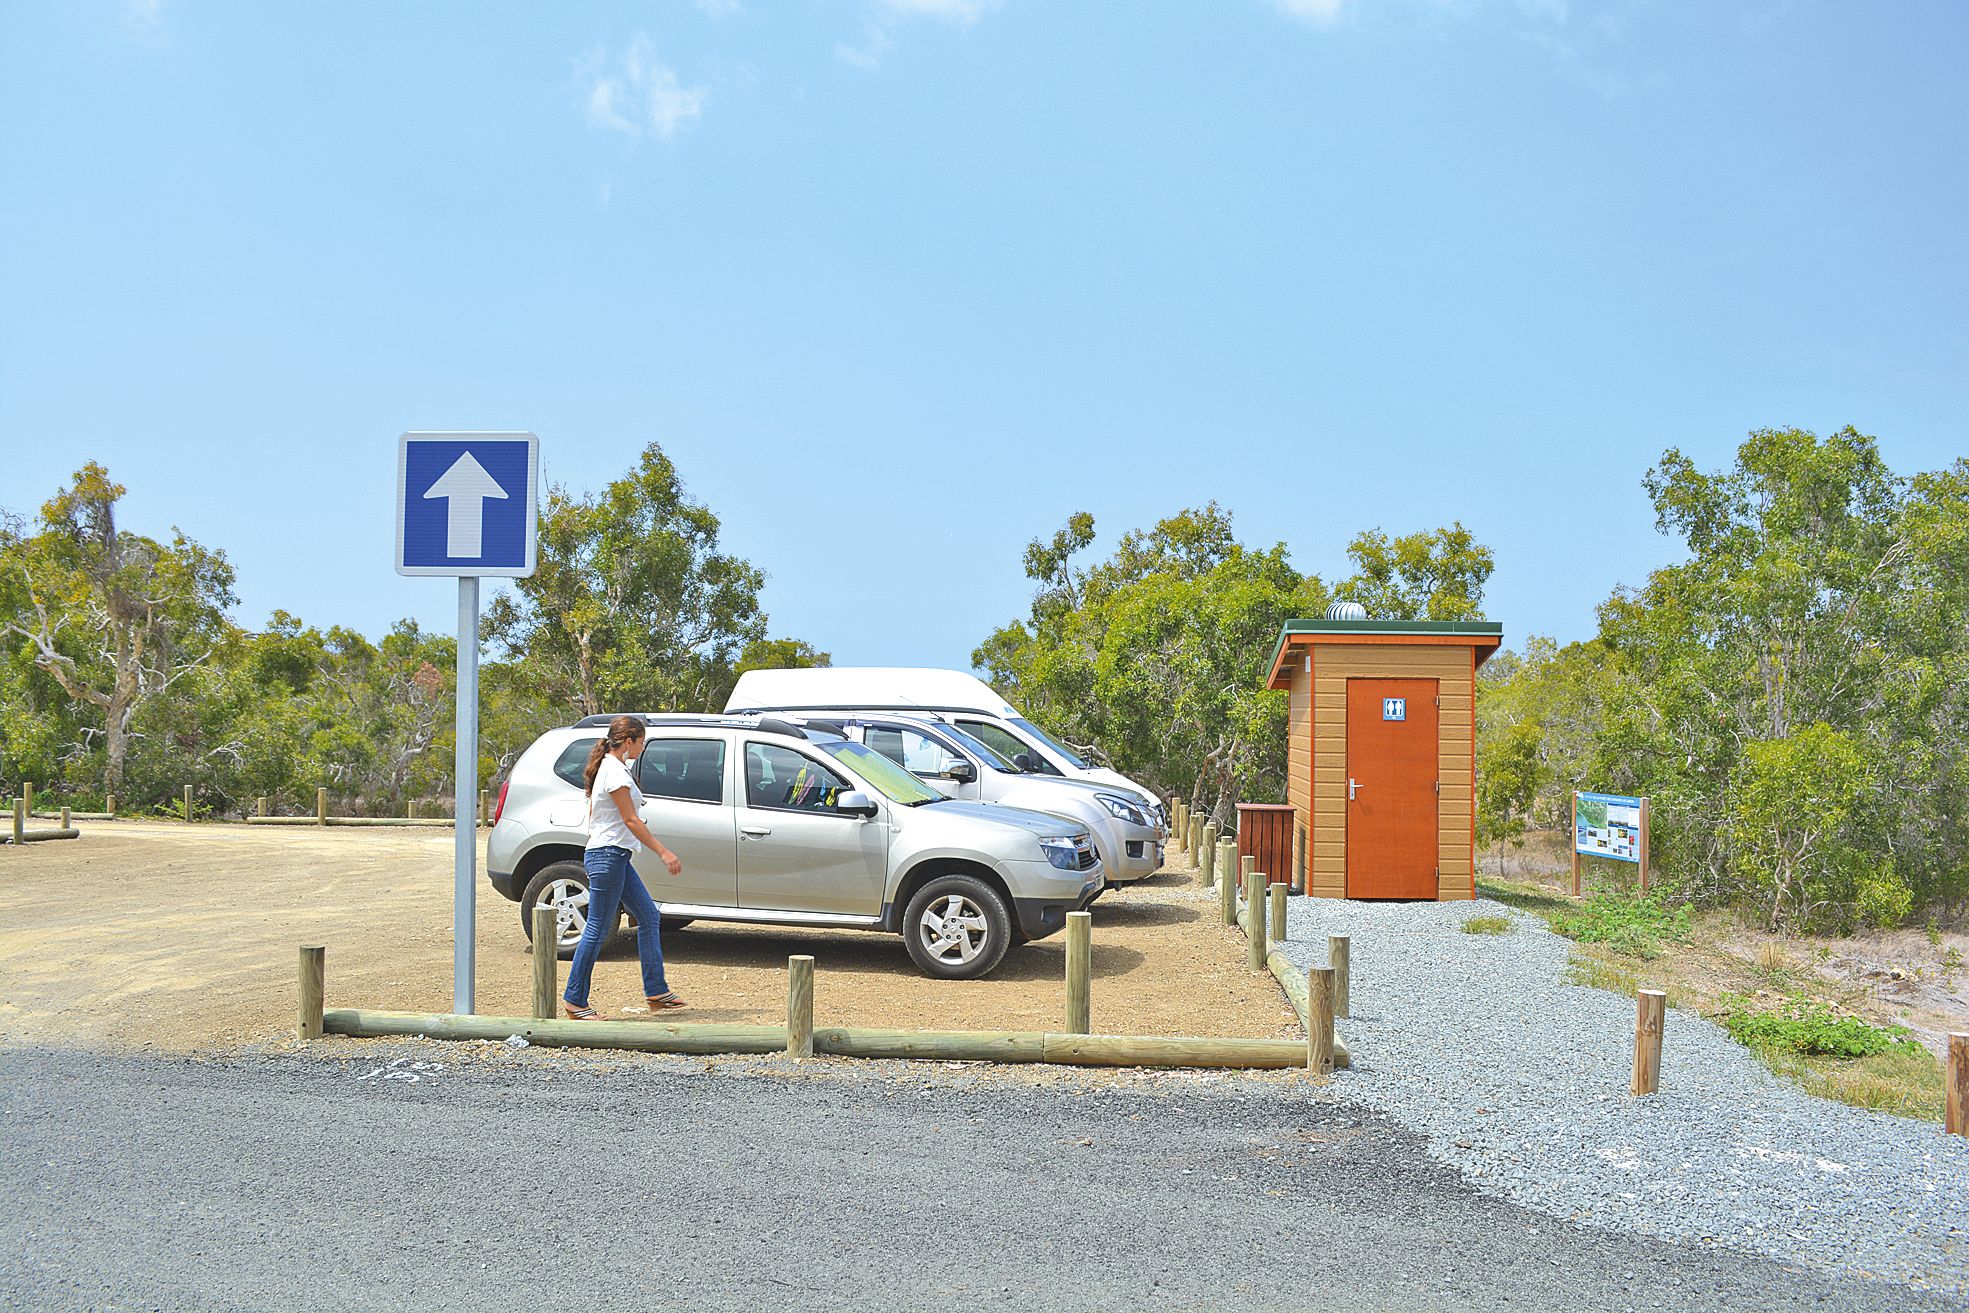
{"left": 583, "top": 715, "right": 647, "bottom": 794}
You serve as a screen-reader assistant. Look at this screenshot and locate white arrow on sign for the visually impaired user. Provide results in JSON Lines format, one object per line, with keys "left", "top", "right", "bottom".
{"left": 423, "top": 452, "right": 510, "bottom": 558}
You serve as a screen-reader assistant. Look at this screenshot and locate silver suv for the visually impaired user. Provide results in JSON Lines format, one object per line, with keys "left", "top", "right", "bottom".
{"left": 486, "top": 714, "right": 1104, "bottom": 979}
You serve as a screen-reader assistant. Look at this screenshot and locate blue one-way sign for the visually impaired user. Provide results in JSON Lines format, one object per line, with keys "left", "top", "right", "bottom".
{"left": 395, "top": 432, "right": 538, "bottom": 577}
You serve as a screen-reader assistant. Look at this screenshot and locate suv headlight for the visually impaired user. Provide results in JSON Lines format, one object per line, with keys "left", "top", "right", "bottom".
{"left": 1039, "top": 836, "right": 1083, "bottom": 871}
{"left": 1094, "top": 792, "right": 1147, "bottom": 826}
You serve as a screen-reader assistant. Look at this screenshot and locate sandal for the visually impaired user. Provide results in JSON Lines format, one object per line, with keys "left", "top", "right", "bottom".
{"left": 646, "top": 992, "right": 688, "bottom": 1011}
{"left": 562, "top": 1001, "right": 602, "bottom": 1021}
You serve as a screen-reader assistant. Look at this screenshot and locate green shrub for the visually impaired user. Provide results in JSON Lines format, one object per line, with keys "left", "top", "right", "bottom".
{"left": 1548, "top": 893, "right": 1691, "bottom": 960}
{"left": 1720, "top": 994, "right": 1922, "bottom": 1059}
{"left": 1461, "top": 914, "right": 1512, "bottom": 935}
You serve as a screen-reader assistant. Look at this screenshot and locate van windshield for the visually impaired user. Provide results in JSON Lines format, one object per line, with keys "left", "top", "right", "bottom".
{"left": 1010, "top": 717, "right": 1091, "bottom": 770}
{"left": 816, "top": 739, "right": 944, "bottom": 806}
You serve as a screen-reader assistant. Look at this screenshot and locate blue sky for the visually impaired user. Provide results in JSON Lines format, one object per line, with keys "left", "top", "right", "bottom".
{"left": 3, "top": 1, "right": 1964, "bottom": 671}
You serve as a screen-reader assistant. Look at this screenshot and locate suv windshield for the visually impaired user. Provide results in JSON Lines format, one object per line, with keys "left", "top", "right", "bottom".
{"left": 940, "top": 723, "right": 1021, "bottom": 773}
{"left": 816, "top": 739, "right": 943, "bottom": 806}
{"left": 1009, "top": 717, "right": 1091, "bottom": 770}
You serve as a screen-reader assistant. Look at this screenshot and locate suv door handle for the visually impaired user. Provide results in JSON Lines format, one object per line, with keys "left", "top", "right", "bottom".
{"left": 740, "top": 825, "right": 772, "bottom": 839}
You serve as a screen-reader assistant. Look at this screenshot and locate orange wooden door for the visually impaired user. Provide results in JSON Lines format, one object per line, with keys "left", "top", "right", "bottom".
{"left": 1344, "top": 678, "right": 1439, "bottom": 899}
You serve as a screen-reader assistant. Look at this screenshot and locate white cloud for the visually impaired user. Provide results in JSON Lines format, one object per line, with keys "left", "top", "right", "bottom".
{"left": 119, "top": 0, "right": 167, "bottom": 42}
{"left": 1274, "top": 0, "right": 1347, "bottom": 25}
{"left": 836, "top": 0, "right": 1000, "bottom": 70}
{"left": 579, "top": 35, "right": 708, "bottom": 140}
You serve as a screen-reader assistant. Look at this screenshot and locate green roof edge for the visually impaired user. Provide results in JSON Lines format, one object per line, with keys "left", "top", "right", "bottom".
{"left": 1264, "top": 618, "right": 1505, "bottom": 687}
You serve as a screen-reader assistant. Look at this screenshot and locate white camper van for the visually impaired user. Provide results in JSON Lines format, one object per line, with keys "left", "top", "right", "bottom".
{"left": 724, "top": 667, "right": 1166, "bottom": 831}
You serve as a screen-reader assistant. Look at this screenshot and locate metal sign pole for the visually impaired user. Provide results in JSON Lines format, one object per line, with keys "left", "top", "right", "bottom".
{"left": 454, "top": 575, "right": 480, "bottom": 1014}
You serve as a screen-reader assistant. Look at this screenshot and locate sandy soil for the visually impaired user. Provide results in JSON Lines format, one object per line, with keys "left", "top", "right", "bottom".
{"left": 0, "top": 822, "right": 1298, "bottom": 1053}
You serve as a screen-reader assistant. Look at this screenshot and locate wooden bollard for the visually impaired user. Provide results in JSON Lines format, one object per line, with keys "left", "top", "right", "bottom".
{"left": 787, "top": 955, "right": 815, "bottom": 1059}
{"left": 257, "top": 796, "right": 268, "bottom": 818}
{"left": 60, "top": 806, "right": 71, "bottom": 831}
{"left": 1065, "top": 910, "right": 1092, "bottom": 1034}
{"left": 1245, "top": 870, "right": 1267, "bottom": 969}
{"left": 1201, "top": 822, "right": 1220, "bottom": 885}
{"left": 297, "top": 945, "right": 325, "bottom": 1041}
{"left": 1292, "top": 822, "right": 1307, "bottom": 895}
{"left": 105, "top": 792, "right": 115, "bottom": 817}
{"left": 407, "top": 799, "right": 417, "bottom": 820}
{"left": 1632, "top": 989, "right": 1667, "bottom": 1096}
{"left": 1268, "top": 882, "right": 1287, "bottom": 944}
{"left": 182, "top": 785, "right": 193, "bottom": 822}
{"left": 531, "top": 904, "right": 558, "bottom": 1020}
{"left": 10, "top": 796, "right": 22, "bottom": 845}
{"left": 22, "top": 781, "right": 33, "bottom": 819}
{"left": 1218, "top": 843, "right": 1238, "bottom": 925}
{"left": 1329, "top": 935, "right": 1351, "bottom": 1019}
{"left": 1946, "top": 1032, "right": 1968, "bottom": 1137}
{"left": 1307, "top": 966, "right": 1335, "bottom": 1075}
{"left": 479, "top": 789, "right": 489, "bottom": 826}
{"left": 316, "top": 787, "right": 329, "bottom": 825}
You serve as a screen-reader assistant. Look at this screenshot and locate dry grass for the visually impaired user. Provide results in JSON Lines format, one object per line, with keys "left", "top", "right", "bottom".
{"left": 1754, "top": 1043, "right": 1946, "bottom": 1121}
{"left": 1461, "top": 914, "right": 1512, "bottom": 936}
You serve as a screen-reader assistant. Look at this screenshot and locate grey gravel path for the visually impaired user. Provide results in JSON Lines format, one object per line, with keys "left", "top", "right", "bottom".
{"left": 0, "top": 1044, "right": 1954, "bottom": 1313}
{"left": 1277, "top": 894, "right": 1969, "bottom": 1298}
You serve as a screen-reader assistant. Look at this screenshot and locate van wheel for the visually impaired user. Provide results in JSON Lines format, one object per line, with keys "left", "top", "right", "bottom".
{"left": 902, "top": 875, "right": 1012, "bottom": 980}
{"left": 521, "top": 862, "right": 613, "bottom": 960}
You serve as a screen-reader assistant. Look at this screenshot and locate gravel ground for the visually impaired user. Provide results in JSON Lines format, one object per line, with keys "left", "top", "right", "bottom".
{"left": 1276, "top": 894, "right": 1969, "bottom": 1297}
{"left": 1, "top": 1043, "right": 1956, "bottom": 1313}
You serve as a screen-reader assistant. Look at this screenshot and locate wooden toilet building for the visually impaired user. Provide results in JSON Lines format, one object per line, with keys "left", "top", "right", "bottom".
{"left": 1264, "top": 613, "right": 1503, "bottom": 901}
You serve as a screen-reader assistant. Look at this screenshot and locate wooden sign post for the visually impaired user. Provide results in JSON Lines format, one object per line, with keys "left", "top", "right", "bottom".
{"left": 1638, "top": 796, "right": 1651, "bottom": 895}
{"left": 1570, "top": 791, "right": 1581, "bottom": 897}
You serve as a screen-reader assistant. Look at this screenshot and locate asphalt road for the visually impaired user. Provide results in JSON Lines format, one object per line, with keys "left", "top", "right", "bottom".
{"left": 0, "top": 1044, "right": 1952, "bottom": 1313}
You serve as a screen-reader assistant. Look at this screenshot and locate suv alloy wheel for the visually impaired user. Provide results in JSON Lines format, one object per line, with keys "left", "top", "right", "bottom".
{"left": 901, "top": 873, "right": 1013, "bottom": 980}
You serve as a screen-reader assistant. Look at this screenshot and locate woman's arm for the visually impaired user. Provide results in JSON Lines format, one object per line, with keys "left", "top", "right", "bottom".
{"left": 610, "top": 785, "right": 683, "bottom": 875}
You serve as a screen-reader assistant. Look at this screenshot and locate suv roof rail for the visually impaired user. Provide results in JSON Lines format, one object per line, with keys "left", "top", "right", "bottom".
{"left": 569, "top": 711, "right": 814, "bottom": 740}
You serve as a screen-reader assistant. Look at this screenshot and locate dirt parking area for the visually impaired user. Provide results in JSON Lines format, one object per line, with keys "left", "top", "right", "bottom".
{"left": 0, "top": 822, "right": 1298, "bottom": 1053}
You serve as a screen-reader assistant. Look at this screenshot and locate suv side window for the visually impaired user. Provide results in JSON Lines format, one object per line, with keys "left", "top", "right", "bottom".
{"left": 744, "top": 742, "right": 851, "bottom": 814}
{"left": 953, "top": 719, "right": 1060, "bottom": 775}
{"left": 863, "top": 725, "right": 965, "bottom": 779}
{"left": 637, "top": 737, "right": 726, "bottom": 804}
{"left": 552, "top": 736, "right": 601, "bottom": 788}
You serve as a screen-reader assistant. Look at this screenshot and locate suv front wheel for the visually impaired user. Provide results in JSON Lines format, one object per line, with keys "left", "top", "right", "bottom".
{"left": 521, "top": 861, "right": 692, "bottom": 959}
{"left": 901, "top": 874, "right": 1013, "bottom": 980}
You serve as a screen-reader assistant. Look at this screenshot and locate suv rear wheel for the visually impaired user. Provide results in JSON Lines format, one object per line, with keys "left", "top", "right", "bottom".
{"left": 901, "top": 874, "right": 1013, "bottom": 980}
{"left": 521, "top": 861, "right": 690, "bottom": 959}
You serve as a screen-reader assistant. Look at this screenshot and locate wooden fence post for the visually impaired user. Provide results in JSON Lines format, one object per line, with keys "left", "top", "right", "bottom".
{"left": 1329, "top": 935, "right": 1351, "bottom": 1019}
{"left": 317, "top": 787, "right": 329, "bottom": 825}
{"left": 257, "top": 796, "right": 268, "bottom": 818}
{"left": 1065, "top": 910, "right": 1092, "bottom": 1034}
{"left": 1245, "top": 870, "right": 1267, "bottom": 970}
{"left": 105, "top": 793, "right": 116, "bottom": 818}
{"left": 60, "top": 806, "right": 71, "bottom": 831}
{"left": 182, "top": 785, "right": 193, "bottom": 823}
{"left": 1219, "top": 844, "right": 1239, "bottom": 926}
{"left": 22, "top": 781, "right": 33, "bottom": 819}
{"left": 1570, "top": 791, "right": 1581, "bottom": 897}
{"left": 1632, "top": 989, "right": 1666, "bottom": 1096}
{"left": 1201, "top": 822, "right": 1220, "bottom": 886}
{"left": 1292, "top": 821, "right": 1307, "bottom": 895}
{"left": 787, "top": 955, "right": 815, "bottom": 1059}
{"left": 297, "top": 945, "right": 325, "bottom": 1041}
{"left": 1638, "top": 796, "right": 1652, "bottom": 895}
{"left": 407, "top": 800, "right": 417, "bottom": 820}
{"left": 1268, "top": 882, "right": 1287, "bottom": 944}
{"left": 1307, "top": 966, "right": 1335, "bottom": 1075}
{"left": 531, "top": 905, "right": 558, "bottom": 1020}
{"left": 1946, "top": 1032, "right": 1968, "bottom": 1137}
{"left": 11, "top": 796, "right": 23, "bottom": 845}
{"left": 479, "top": 789, "right": 489, "bottom": 826}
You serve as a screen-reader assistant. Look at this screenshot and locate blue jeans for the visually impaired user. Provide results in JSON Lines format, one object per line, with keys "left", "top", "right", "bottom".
{"left": 563, "top": 845, "right": 669, "bottom": 1007}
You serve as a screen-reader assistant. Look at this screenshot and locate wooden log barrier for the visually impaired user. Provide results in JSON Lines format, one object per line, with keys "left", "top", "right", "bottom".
{"left": 1632, "top": 989, "right": 1667, "bottom": 1096}
{"left": 531, "top": 905, "right": 558, "bottom": 1021}
{"left": 1263, "top": 945, "right": 1352, "bottom": 1069}
{"left": 298, "top": 945, "right": 325, "bottom": 1041}
{"left": 1245, "top": 869, "right": 1267, "bottom": 971}
{"left": 1945, "top": 1032, "right": 1967, "bottom": 1137}
{"left": 1329, "top": 935, "right": 1351, "bottom": 1019}
{"left": 319, "top": 1008, "right": 1319, "bottom": 1070}
{"left": 1065, "top": 910, "right": 1091, "bottom": 1035}
{"left": 1268, "top": 882, "right": 1287, "bottom": 944}
{"left": 1308, "top": 967, "right": 1335, "bottom": 1075}
{"left": 787, "top": 955, "right": 815, "bottom": 1059}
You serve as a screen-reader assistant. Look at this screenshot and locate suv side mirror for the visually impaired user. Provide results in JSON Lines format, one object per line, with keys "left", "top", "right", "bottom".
{"left": 835, "top": 790, "right": 879, "bottom": 818}
{"left": 940, "top": 760, "right": 977, "bottom": 784}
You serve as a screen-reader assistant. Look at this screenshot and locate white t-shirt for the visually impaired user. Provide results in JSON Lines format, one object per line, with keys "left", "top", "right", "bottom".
{"left": 586, "top": 753, "right": 645, "bottom": 852}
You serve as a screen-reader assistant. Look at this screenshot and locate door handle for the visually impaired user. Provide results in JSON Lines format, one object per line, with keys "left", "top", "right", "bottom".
{"left": 1348, "top": 778, "right": 1361, "bottom": 801}
{"left": 741, "top": 825, "right": 772, "bottom": 839}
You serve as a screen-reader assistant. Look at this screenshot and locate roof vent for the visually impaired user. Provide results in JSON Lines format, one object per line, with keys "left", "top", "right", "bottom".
{"left": 1325, "top": 600, "right": 1368, "bottom": 621}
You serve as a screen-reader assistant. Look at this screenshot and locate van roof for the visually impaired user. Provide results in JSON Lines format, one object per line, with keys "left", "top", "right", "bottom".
{"left": 725, "top": 667, "right": 1019, "bottom": 717}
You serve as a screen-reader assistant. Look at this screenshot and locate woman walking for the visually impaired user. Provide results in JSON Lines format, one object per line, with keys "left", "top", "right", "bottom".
{"left": 562, "top": 715, "right": 687, "bottom": 1019}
